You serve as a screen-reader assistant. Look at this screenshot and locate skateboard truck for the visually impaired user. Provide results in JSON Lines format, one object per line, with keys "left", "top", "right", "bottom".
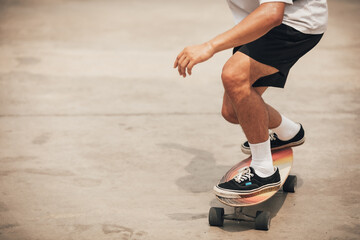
{"left": 209, "top": 206, "right": 271, "bottom": 231}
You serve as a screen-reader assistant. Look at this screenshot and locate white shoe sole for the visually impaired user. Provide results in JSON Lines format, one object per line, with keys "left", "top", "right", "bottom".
{"left": 241, "top": 137, "right": 306, "bottom": 155}
{"left": 213, "top": 182, "right": 281, "bottom": 198}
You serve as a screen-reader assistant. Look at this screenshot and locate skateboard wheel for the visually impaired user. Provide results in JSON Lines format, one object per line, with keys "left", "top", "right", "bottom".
{"left": 208, "top": 207, "right": 224, "bottom": 227}
{"left": 255, "top": 211, "right": 271, "bottom": 230}
{"left": 283, "top": 175, "right": 297, "bottom": 193}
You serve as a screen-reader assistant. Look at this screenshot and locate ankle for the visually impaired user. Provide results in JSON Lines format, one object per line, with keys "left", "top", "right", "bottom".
{"left": 271, "top": 115, "right": 300, "bottom": 141}
{"left": 249, "top": 138, "right": 274, "bottom": 178}
{"left": 251, "top": 164, "right": 276, "bottom": 178}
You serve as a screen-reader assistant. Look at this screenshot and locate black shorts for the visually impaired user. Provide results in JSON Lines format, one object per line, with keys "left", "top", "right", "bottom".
{"left": 233, "top": 24, "right": 323, "bottom": 88}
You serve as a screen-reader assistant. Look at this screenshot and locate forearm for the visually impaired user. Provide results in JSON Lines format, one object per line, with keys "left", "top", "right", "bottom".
{"left": 173, "top": 3, "right": 285, "bottom": 77}
{"left": 209, "top": 3, "right": 285, "bottom": 53}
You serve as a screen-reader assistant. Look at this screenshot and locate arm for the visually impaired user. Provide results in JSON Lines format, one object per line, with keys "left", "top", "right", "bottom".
{"left": 174, "top": 2, "right": 285, "bottom": 77}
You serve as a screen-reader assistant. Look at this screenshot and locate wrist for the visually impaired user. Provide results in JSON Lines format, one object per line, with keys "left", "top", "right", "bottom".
{"left": 206, "top": 41, "right": 217, "bottom": 55}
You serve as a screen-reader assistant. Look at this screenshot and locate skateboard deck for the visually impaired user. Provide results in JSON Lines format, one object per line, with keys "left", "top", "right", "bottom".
{"left": 215, "top": 147, "right": 293, "bottom": 207}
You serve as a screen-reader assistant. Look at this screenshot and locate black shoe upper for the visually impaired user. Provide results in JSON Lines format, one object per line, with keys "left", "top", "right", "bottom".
{"left": 242, "top": 124, "right": 305, "bottom": 150}
{"left": 217, "top": 167, "right": 280, "bottom": 192}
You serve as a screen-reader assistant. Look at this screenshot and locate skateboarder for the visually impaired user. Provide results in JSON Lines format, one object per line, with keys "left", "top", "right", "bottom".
{"left": 174, "top": 0, "right": 328, "bottom": 195}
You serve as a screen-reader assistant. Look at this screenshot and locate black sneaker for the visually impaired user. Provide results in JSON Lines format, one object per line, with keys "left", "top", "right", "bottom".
{"left": 241, "top": 124, "right": 306, "bottom": 154}
{"left": 213, "top": 167, "right": 281, "bottom": 198}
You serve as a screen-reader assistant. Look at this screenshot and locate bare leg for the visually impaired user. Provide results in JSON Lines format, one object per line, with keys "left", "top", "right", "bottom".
{"left": 221, "top": 80, "right": 282, "bottom": 129}
{"left": 266, "top": 103, "right": 282, "bottom": 129}
{"left": 221, "top": 52, "right": 281, "bottom": 143}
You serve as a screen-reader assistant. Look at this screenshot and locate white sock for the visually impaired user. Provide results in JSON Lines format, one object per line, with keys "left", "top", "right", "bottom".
{"left": 249, "top": 138, "right": 275, "bottom": 178}
{"left": 271, "top": 114, "right": 300, "bottom": 141}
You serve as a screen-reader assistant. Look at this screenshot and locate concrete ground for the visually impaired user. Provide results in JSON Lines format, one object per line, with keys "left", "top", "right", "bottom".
{"left": 0, "top": 0, "right": 359, "bottom": 239}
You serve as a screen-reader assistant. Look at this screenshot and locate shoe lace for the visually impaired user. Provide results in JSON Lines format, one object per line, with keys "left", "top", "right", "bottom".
{"left": 234, "top": 167, "right": 254, "bottom": 183}
{"left": 270, "top": 132, "right": 278, "bottom": 141}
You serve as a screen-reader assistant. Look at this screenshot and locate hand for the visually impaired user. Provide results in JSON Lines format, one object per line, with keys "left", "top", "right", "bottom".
{"left": 174, "top": 42, "right": 215, "bottom": 78}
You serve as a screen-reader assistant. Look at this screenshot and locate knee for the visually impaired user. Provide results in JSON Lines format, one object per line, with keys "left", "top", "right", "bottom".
{"left": 221, "top": 66, "right": 251, "bottom": 98}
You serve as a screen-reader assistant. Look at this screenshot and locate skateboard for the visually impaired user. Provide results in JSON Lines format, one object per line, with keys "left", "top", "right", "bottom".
{"left": 208, "top": 147, "right": 297, "bottom": 230}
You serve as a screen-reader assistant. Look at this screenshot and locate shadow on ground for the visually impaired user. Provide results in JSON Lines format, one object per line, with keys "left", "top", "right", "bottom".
{"left": 160, "top": 143, "right": 298, "bottom": 232}
{"left": 159, "top": 143, "right": 230, "bottom": 193}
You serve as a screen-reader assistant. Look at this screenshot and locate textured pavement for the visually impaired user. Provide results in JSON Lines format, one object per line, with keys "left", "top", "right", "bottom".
{"left": 0, "top": 0, "right": 359, "bottom": 239}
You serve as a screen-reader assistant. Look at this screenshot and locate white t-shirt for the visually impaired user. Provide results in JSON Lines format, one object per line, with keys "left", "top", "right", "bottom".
{"left": 227, "top": 0, "right": 328, "bottom": 34}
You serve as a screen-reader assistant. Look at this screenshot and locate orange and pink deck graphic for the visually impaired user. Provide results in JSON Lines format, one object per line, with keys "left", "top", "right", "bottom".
{"left": 216, "top": 148, "right": 293, "bottom": 207}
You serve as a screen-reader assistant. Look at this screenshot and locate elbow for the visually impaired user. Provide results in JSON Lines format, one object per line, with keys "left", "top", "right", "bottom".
{"left": 273, "top": 14, "right": 284, "bottom": 27}
{"left": 262, "top": 3, "right": 285, "bottom": 28}
{"left": 271, "top": 14, "right": 284, "bottom": 27}
{"left": 268, "top": 12, "right": 284, "bottom": 27}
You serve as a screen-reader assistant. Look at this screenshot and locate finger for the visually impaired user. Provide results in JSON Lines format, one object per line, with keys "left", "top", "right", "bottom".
{"left": 179, "top": 57, "right": 190, "bottom": 77}
{"left": 177, "top": 54, "right": 186, "bottom": 71}
{"left": 177, "top": 54, "right": 187, "bottom": 76}
{"left": 174, "top": 51, "right": 184, "bottom": 68}
{"left": 187, "top": 61, "right": 196, "bottom": 75}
